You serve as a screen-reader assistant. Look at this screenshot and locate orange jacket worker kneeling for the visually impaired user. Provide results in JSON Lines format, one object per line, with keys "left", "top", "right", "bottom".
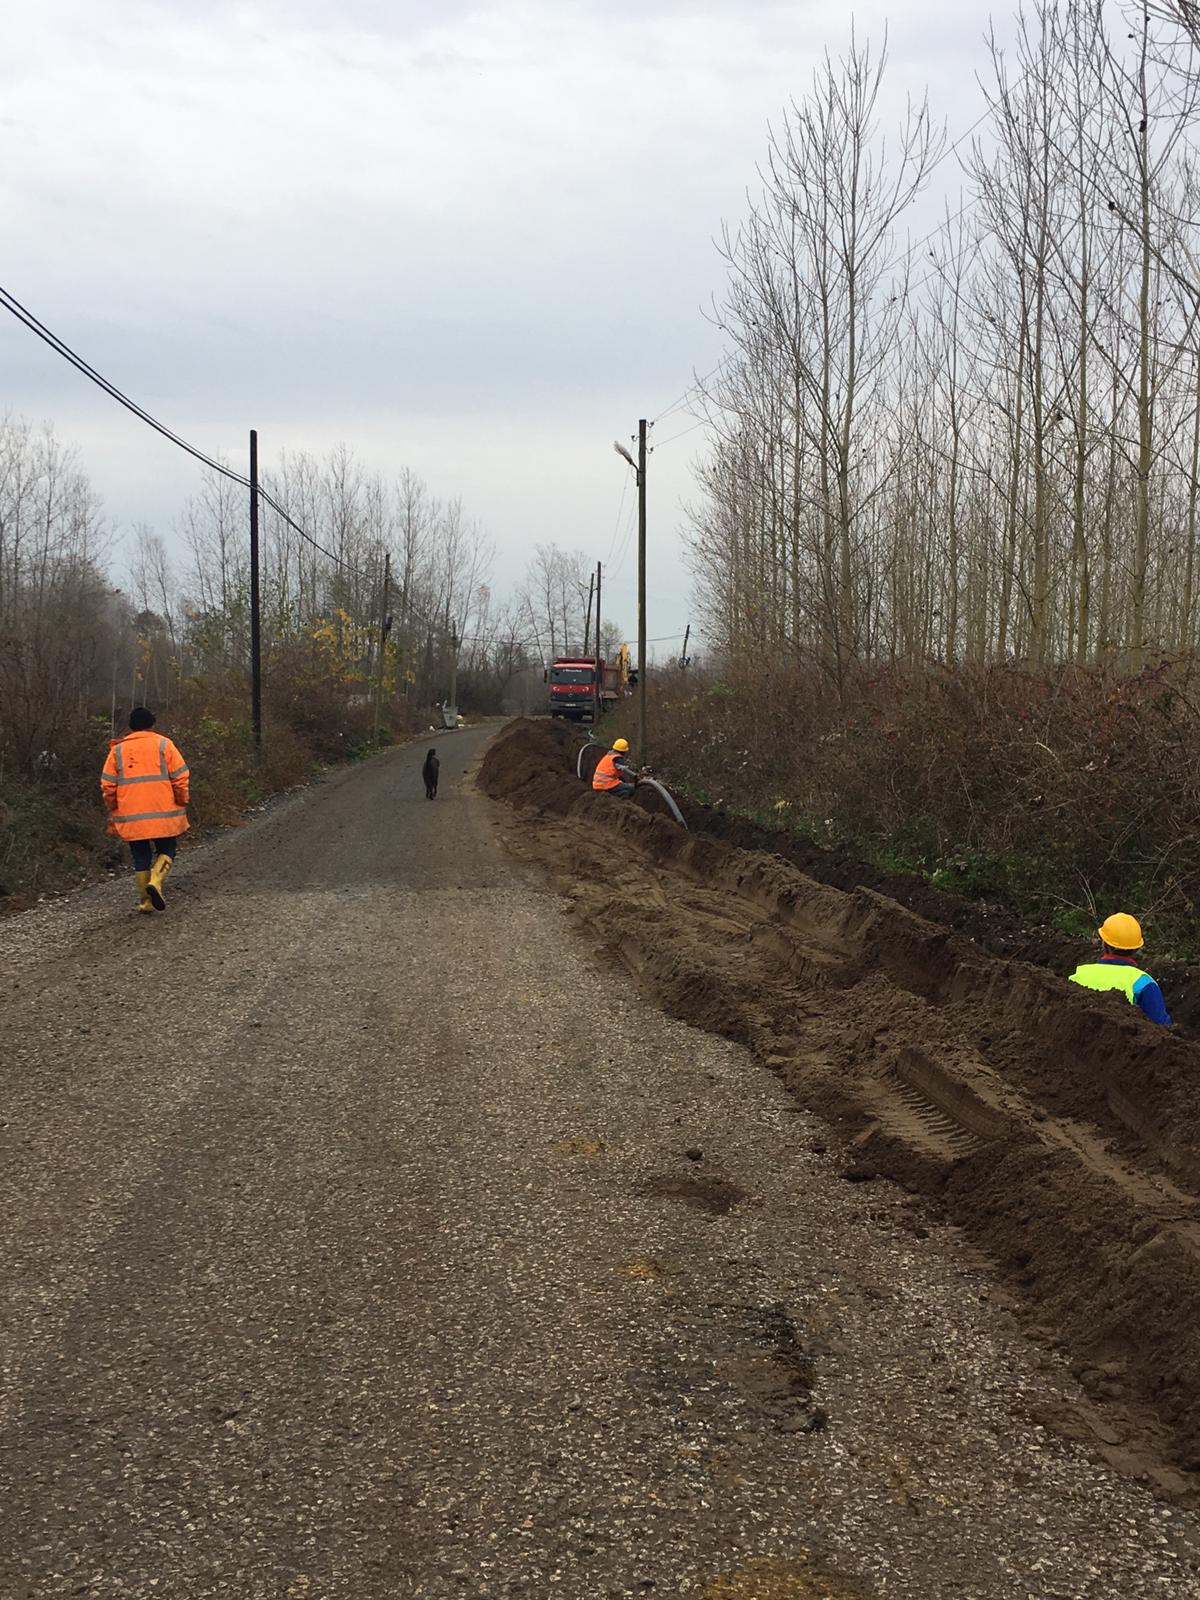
{"left": 101, "top": 706, "right": 190, "bottom": 915}
{"left": 592, "top": 737, "right": 637, "bottom": 798}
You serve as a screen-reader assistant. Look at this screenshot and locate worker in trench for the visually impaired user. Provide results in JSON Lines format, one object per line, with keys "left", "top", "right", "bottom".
{"left": 100, "top": 706, "right": 191, "bottom": 915}
{"left": 1069, "top": 913, "right": 1172, "bottom": 1025}
{"left": 591, "top": 736, "right": 639, "bottom": 798}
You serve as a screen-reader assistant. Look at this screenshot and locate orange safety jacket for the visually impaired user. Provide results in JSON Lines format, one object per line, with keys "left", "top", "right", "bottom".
{"left": 592, "top": 750, "right": 631, "bottom": 791}
{"left": 101, "top": 729, "right": 190, "bottom": 842}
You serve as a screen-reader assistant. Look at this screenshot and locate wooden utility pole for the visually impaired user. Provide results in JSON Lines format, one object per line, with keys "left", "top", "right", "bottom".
{"left": 448, "top": 622, "right": 460, "bottom": 713}
{"left": 373, "top": 551, "right": 391, "bottom": 747}
{"left": 397, "top": 582, "right": 410, "bottom": 699}
{"left": 680, "top": 623, "right": 690, "bottom": 669}
{"left": 637, "top": 418, "right": 647, "bottom": 759}
{"left": 583, "top": 570, "right": 595, "bottom": 658}
{"left": 594, "top": 559, "right": 602, "bottom": 723}
{"left": 249, "top": 428, "right": 262, "bottom": 751}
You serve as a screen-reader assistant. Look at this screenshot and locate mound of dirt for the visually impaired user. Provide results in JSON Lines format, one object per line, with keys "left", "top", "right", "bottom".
{"left": 480, "top": 717, "right": 1200, "bottom": 1482}
{"left": 476, "top": 718, "right": 584, "bottom": 814}
{"left": 480, "top": 716, "right": 1200, "bottom": 1033}
{"left": 680, "top": 800, "right": 1200, "bottom": 1036}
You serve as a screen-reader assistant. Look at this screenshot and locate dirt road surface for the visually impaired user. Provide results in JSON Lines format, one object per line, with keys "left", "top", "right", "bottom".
{"left": 2, "top": 728, "right": 1198, "bottom": 1598}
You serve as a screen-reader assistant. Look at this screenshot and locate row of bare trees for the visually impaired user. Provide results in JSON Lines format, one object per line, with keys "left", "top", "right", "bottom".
{"left": 0, "top": 421, "right": 516, "bottom": 778}
{"left": 688, "top": 1, "right": 1200, "bottom": 682}
{"left": 130, "top": 448, "right": 505, "bottom": 715}
{"left": 514, "top": 543, "right": 623, "bottom": 667}
{"left": 0, "top": 416, "right": 121, "bottom": 771}
{"left": 1, "top": 408, "right": 631, "bottom": 781}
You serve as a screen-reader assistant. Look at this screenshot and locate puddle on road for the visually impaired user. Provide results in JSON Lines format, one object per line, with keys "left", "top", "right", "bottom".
{"left": 629, "top": 1300, "right": 827, "bottom": 1437}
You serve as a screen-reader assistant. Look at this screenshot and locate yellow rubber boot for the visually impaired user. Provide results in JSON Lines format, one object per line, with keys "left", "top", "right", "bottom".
{"left": 147, "top": 853, "right": 173, "bottom": 911}
{"left": 135, "top": 871, "right": 154, "bottom": 914}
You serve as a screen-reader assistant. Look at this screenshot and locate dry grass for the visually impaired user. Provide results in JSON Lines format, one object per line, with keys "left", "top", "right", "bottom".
{"left": 634, "top": 655, "right": 1200, "bottom": 958}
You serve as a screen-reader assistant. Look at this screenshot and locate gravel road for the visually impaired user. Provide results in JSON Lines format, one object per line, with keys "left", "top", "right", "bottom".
{"left": 2, "top": 728, "right": 1198, "bottom": 1598}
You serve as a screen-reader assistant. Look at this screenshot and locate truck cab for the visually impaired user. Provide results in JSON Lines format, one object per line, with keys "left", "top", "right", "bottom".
{"left": 547, "top": 658, "right": 598, "bottom": 720}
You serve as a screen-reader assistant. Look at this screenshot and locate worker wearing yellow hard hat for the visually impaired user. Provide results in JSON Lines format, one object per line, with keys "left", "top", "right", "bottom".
{"left": 592, "top": 736, "right": 637, "bottom": 797}
{"left": 1069, "top": 913, "right": 1171, "bottom": 1025}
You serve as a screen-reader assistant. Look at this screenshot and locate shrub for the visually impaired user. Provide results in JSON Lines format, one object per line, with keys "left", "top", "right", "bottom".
{"left": 644, "top": 655, "right": 1200, "bottom": 956}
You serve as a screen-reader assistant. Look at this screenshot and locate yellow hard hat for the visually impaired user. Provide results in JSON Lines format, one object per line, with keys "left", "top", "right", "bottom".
{"left": 1098, "top": 912, "right": 1143, "bottom": 951}
{"left": 612, "top": 738, "right": 629, "bottom": 753}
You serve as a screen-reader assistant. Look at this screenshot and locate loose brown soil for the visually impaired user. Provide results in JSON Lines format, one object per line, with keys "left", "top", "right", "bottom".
{"left": 678, "top": 801, "right": 1200, "bottom": 1037}
{"left": 480, "top": 718, "right": 1200, "bottom": 1488}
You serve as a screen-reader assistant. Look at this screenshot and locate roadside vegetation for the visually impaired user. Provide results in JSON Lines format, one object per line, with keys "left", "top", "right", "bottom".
{"left": 643, "top": 2, "right": 1200, "bottom": 960}
{"left": 0, "top": 416, "right": 614, "bottom": 911}
{"left": 620, "top": 661, "right": 1200, "bottom": 961}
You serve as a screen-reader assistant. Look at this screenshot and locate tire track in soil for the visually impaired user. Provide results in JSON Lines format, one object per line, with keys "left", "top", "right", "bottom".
{"left": 480, "top": 718, "right": 1200, "bottom": 1491}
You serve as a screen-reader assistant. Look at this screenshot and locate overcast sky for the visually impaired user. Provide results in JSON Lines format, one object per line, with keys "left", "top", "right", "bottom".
{"left": 3, "top": 0, "right": 1006, "bottom": 656}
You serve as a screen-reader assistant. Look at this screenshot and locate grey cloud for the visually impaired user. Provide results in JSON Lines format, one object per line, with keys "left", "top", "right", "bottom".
{"left": 3, "top": 0, "right": 1006, "bottom": 651}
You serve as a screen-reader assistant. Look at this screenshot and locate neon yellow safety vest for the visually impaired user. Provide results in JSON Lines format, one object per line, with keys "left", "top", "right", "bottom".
{"left": 1069, "top": 962, "right": 1151, "bottom": 1005}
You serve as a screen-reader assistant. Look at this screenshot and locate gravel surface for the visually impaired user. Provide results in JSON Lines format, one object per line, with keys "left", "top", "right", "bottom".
{"left": 1, "top": 727, "right": 1197, "bottom": 1598}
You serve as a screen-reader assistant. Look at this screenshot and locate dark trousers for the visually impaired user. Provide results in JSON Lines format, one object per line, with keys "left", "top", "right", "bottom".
{"left": 129, "top": 837, "right": 179, "bottom": 873}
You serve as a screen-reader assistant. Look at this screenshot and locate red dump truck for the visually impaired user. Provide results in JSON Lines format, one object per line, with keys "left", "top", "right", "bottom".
{"left": 546, "top": 651, "right": 627, "bottom": 721}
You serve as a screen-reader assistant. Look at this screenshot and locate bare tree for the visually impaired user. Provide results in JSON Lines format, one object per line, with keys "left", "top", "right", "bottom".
{"left": 687, "top": 7, "right": 1200, "bottom": 678}
{"left": 699, "top": 29, "right": 941, "bottom": 684}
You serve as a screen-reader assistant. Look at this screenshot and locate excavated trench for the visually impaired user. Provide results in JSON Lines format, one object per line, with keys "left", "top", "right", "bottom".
{"left": 480, "top": 718, "right": 1200, "bottom": 1485}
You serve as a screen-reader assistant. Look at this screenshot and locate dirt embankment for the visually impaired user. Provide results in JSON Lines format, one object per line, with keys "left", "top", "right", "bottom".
{"left": 492, "top": 721, "right": 1200, "bottom": 1029}
{"left": 673, "top": 799, "right": 1200, "bottom": 1037}
{"left": 480, "top": 718, "right": 1200, "bottom": 1486}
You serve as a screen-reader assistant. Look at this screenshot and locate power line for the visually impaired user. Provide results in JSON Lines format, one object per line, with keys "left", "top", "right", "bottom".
{"left": 605, "top": 472, "right": 629, "bottom": 567}
{"left": 884, "top": 197, "right": 977, "bottom": 287}
{"left": 0, "top": 281, "right": 536, "bottom": 723}
{"left": 609, "top": 492, "right": 638, "bottom": 578}
{"left": 650, "top": 354, "right": 733, "bottom": 428}
{"left": 645, "top": 207, "right": 977, "bottom": 439}
{"left": 651, "top": 418, "right": 709, "bottom": 450}
{"left": 0, "top": 282, "right": 253, "bottom": 489}
{"left": 926, "top": 99, "right": 997, "bottom": 180}
{"left": 0, "top": 280, "right": 387, "bottom": 584}
{"left": 256, "top": 486, "right": 372, "bottom": 579}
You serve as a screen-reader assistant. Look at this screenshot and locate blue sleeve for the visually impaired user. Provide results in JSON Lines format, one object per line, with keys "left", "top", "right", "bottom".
{"left": 1132, "top": 975, "right": 1171, "bottom": 1026}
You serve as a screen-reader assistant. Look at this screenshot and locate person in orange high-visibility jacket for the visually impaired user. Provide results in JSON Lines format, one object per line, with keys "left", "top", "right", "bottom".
{"left": 592, "top": 737, "right": 637, "bottom": 798}
{"left": 101, "top": 706, "right": 190, "bottom": 915}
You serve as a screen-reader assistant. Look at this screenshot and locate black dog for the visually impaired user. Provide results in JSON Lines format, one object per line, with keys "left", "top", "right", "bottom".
{"left": 422, "top": 748, "right": 439, "bottom": 799}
